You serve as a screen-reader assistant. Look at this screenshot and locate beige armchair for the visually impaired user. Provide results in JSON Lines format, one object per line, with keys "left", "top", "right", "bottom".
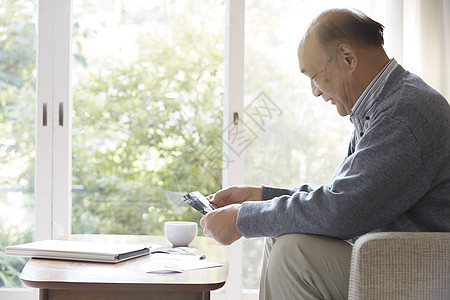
{"left": 348, "top": 232, "right": 450, "bottom": 300}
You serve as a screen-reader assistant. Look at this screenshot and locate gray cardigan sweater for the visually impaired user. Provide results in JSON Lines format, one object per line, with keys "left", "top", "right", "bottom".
{"left": 237, "top": 64, "right": 450, "bottom": 240}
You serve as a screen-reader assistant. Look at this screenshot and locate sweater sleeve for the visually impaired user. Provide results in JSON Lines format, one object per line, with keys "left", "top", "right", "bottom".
{"left": 237, "top": 116, "right": 427, "bottom": 240}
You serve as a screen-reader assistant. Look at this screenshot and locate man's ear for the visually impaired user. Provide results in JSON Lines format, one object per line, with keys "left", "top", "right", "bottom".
{"left": 338, "top": 43, "right": 357, "bottom": 71}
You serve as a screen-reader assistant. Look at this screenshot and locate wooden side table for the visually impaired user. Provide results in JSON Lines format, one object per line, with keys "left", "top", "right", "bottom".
{"left": 20, "top": 234, "right": 228, "bottom": 300}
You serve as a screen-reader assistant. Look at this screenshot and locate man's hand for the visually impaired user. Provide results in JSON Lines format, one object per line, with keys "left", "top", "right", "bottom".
{"left": 207, "top": 185, "right": 262, "bottom": 208}
{"left": 201, "top": 186, "right": 261, "bottom": 245}
{"left": 200, "top": 204, "right": 242, "bottom": 246}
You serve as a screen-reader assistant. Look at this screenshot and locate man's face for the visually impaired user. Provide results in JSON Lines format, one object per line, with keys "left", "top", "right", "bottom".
{"left": 298, "top": 35, "right": 352, "bottom": 116}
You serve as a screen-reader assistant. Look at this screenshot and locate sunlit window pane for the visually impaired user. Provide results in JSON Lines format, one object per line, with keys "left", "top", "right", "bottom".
{"left": 0, "top": 0, "right": 36, "bottom": 288}
{"left": 71, "top": 0, "right": 224, "bottom": 235}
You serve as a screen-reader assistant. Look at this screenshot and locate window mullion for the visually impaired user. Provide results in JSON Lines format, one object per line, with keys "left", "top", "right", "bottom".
{"left": 35, "top": 0, "right": 72, "bottom": 241}
{"left": 35, "top": 0, "right": 56, "bottom": 241}
{"left": 223, "top": 0, "right": 245, "bottom": 298}
{"left": 51, "top": 0, "right": 72, "bottom": 239}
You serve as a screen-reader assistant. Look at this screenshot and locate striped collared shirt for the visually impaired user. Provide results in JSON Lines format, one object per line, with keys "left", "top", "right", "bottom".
{"left": 349, "top": 58, "right": 398, "bottom": 150}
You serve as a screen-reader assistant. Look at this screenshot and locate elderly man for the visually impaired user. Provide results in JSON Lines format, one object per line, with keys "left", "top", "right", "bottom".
{"left": 200, "top": 8, "right": 450, "bottom": 300}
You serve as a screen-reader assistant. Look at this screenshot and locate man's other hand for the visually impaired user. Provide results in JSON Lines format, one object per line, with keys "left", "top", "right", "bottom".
{"left": 200, "top": 204, "right": 242, "bottom": 246}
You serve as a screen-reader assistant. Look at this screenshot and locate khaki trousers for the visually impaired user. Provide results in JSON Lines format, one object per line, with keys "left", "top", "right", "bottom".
{"left": 259, "top": 234, "right": 353, "bottom": 300}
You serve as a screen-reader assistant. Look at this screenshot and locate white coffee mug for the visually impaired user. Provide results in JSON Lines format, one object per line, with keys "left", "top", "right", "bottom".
{"left": 164, "top": 221, "right": 197, "bottom": 247}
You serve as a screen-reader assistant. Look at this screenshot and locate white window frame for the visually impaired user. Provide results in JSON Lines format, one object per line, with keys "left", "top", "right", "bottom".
{"left": 221, "top": 0, "right": 245, "bottom": 298}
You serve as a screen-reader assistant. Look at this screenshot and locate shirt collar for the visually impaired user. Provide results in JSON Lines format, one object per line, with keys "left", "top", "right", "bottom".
{"left": 350, "top": 58, "right": 398, "bottom": 121}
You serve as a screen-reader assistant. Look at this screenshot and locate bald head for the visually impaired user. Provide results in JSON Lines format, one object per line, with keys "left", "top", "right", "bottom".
{"left": 300, "top": 9, "right": 385, "bottom": 57}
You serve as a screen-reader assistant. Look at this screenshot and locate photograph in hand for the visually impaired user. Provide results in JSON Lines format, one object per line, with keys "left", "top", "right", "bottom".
{"left": 182, "top": 191, "right": 217, "bottom": 215}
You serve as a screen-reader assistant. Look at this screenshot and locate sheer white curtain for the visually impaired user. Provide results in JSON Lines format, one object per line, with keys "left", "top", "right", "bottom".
{"left": 368, "top": 0, "right": 448, "bottom": 100}
{"left": 401, "top": 0, "right": 450, "bottom": 100}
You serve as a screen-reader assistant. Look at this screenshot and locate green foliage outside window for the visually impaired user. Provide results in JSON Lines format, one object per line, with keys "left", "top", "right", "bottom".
{"left": 71, "top": 5, "right": 224, "bottom": 235}
{"left": 0, "top": 0, "right": 36, "bottom": 288}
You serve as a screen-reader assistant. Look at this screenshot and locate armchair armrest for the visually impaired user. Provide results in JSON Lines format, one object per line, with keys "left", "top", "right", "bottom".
{"left": 348, "top": 232, "right": 450, "bottom": 300}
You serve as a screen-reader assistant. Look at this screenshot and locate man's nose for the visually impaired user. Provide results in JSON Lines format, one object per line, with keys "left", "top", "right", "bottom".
{"left": 311, "top": 80, "right": 322, "bottom": 97}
